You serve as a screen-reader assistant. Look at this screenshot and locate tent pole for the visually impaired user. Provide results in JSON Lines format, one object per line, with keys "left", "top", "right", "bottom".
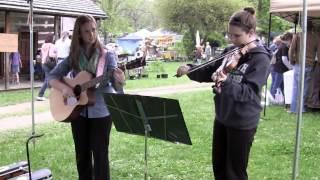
{"left": 292, "top": 0, "right": 308, "bottom": 179}
{"left": 263, "top": 12, "right": 272, "bottom": 117}
{"left": 27, "top": 0, "right": 35, "bottom": 136}
{"left": 294, "top": 14, "right": 298, "bottom": 33}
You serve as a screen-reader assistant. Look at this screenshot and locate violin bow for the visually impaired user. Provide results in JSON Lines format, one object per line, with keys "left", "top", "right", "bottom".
{"left": 176, "top": 39, "right": 258, "bottom": 77}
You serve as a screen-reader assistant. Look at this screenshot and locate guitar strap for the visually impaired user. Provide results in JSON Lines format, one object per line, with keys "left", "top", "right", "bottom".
{"left": 96, "top": 48, "right": 107, "bottom": 77}
{"left": 96, "top": 48, "right": 124, "bottom": 93}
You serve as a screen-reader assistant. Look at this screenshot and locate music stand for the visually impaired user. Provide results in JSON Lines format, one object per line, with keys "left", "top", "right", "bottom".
{"left": 103, "top": 93, "right": 192, "bottom": 179}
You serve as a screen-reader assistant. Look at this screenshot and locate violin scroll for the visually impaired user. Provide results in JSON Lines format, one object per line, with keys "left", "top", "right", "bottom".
{"left": 176, "top": 65, "right": 191, "bottom": 77}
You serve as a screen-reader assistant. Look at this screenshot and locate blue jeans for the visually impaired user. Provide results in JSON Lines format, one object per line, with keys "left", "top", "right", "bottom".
{"left": 270, "top": 71, "right": 284, "bottom": 98}
{"left": 290, "top": 64, "right": 312, "bottom": 113}
{"left": 38, "top": 64, "right": 50, "bottom": 97}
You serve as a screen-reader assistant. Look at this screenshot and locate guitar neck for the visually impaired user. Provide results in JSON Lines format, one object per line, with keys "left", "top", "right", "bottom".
{"left": 80, "top": 75, "right": 103, "bottom": 92}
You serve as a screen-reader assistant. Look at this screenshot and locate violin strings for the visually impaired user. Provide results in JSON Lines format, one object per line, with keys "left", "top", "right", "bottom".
{"left": 187, "top": 46, "right": 240, "bottom": 74}
{"left": 186, "top": 39, "right": 257, "bottom": 74}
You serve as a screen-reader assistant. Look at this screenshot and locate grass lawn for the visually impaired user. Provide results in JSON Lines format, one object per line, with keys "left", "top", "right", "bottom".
{"left": 0, "top": 90, "right": 319, "bottom": 179}
{"left": 0, "top": 61, "right": 190, "bottom": 107}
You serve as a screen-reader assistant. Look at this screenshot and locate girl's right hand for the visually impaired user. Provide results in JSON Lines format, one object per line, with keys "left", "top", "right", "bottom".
{"left": 62, "top": 86, "right": 75, "bottom": 99}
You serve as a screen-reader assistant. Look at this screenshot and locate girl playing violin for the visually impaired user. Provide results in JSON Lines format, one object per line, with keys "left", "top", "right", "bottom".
{"left": 177, "top": 7, "right": 271, "bottom": 180}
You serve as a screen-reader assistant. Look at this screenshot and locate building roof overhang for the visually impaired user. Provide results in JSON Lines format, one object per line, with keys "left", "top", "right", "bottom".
{"left": 0, "top": 0, "right": 107, "bottom": 19}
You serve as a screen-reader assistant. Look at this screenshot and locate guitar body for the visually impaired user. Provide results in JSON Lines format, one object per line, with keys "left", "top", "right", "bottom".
{"left": 49, "top": 71, "right": 95, "bottom": 122}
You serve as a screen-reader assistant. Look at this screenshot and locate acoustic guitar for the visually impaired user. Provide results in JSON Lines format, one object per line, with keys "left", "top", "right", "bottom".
{"left": 49, "top": 71, "right": 104, "bottom": 122}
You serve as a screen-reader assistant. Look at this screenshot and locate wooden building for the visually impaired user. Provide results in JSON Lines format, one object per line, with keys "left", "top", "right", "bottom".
{"left": 0, "top": 0, "right": 106, "bottom": 90}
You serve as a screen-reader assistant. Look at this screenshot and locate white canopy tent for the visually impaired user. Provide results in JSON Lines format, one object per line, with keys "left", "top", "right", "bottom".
{"left": 270, "top": 0, "right": 320, "bottom": 22}
{"left": 268, "top": 0, "right": 320, "bottom": 179}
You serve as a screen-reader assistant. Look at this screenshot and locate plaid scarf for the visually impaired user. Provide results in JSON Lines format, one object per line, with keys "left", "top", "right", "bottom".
{"left": 79, "top": 48, "right": 100, "bottom": 75}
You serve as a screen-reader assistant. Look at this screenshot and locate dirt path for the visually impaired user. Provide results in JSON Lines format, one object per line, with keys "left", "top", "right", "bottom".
{"left": 0, "top": 82, "right": 211, "bottom": 132}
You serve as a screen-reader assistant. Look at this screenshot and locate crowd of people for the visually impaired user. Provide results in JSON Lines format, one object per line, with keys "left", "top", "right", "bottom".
{"left": 269, "top": 22, "right": 320, "bottom": 113}
{"left": 35, "top": 31, "right": 71, "bottom": 101}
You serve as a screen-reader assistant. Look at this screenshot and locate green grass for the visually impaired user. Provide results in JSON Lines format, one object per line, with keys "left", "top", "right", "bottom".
{"left": 123, "top": 61, "right": 191, "bottom": 89}
{"left": 1, "top": 90, "right": 320, "bottom": 179}
{"left": 0, "top": 90, "right": 36, "bottom": 106}
{"left": 0, "top": 62, "right": 190, "bottom": 107}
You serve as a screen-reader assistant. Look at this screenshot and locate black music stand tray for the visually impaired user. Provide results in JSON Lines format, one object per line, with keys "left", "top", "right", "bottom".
{"left": 103, "top": 93, "right": 192, "bottom": 179}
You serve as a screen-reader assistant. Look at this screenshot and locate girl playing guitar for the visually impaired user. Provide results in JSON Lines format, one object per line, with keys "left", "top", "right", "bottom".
{"left": 48, "top": 15, "right": 124, "bottom": 180}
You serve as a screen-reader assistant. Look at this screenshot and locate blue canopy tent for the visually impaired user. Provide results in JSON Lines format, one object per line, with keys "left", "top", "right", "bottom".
{"left": 116, "top": 34, "right": 144, "bottom": 55}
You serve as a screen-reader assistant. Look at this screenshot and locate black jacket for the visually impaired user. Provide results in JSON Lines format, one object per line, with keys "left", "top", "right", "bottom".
{"left": 187, "top": 43, "right": 271, "bottom": 129}
{"left": 273, "top": 43, "right": 290, "bottom": 73}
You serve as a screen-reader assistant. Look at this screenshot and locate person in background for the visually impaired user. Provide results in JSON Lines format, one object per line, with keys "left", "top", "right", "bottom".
{"left": 270, "top": 32, "right": 293, "bottom": 98}
{"left": 204, "top": 41, "right": 212, "bottom": 61}
{"left": 268, "top": 36, "right": 282, "bottom": 102}
{"left": 289, "top": 22, "right": 318, "bottom": 113}
{"left": 114, "top": 44, "right": 123, "bottom": 56}
{"left": 55, "top": 31, "right": 71, "bottom": 64}
{"left": 177, "top": 7, "right": 271, "bottom": 180}
{"left": 9, "top": 51, "right": 22, "bottom": 85}
{"left": 269, "top": 36, "right": 281, "bottom": 54}
{"left": 36, "top": 34, "right": 57, "bottom": 101}
{"left": 195, "top": 45, "right": 203, "bottom": 65}
{"left": 211, "top": 40, "right": 220, "bottom": 56}
{"left": 48, "top": 14, "right": 125, "bottom": 180}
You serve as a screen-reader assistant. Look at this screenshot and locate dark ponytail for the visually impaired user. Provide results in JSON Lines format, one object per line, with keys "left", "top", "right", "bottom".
{"left": 243, "top": 7, "right": 255, "bottom": 16}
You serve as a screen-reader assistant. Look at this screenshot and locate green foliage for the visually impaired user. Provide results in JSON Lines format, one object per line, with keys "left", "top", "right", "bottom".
{"left": 154, "top": 0, "right": 294, "bottom": 47}
{"left": 249, "top": 0, "right": 293, "bottom": 35}
{"left": 206, "top": 31, "right": 227, "bottom": 47}
{"left": 182, "top": 31, "right": 195, "bottom": 57}
{"left": 155, "top": 0, "right": 250, "bottom": 40}
{"left": 149, "top": 60, "right": 166, "bottom": 73}
{"left": 99, "top": 0, "right": 161, "bottom": 35}
{"left": 171, "top": 42, "right": 186, "bottom": 57}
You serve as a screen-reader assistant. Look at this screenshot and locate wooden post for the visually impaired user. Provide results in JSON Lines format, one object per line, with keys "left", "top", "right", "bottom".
{"left": 54, "top": 16, "right": 61, "bottom": 40}
{"left": 4, "top": 11, "right": 11, "bottom": 90}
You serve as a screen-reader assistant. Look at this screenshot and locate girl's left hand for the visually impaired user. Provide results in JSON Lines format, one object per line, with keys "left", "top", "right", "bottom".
{"left": 113, "top": 68, "right": 125, "bottom": 84}
{"left": 212, "top": 70, "right": 227, "bottom": 83}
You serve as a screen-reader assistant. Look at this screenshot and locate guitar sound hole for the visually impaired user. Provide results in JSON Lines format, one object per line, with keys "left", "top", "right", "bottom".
{"left": 73, "top": 85, "right": 82, "bottom": 98}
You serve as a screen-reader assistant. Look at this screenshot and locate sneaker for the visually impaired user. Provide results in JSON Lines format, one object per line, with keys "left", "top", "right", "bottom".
{"left": 286, "top": 110, "right": 295, "bottom": 114}
{"left": 36, "top": 97, "right": 46, "bottom": 101}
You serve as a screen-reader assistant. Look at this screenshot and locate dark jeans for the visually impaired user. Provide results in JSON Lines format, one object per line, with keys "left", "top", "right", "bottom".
{"left": 212, "top": 120, "right": 256, "bottom": 180}
{"left": 71, "top": 116, "right": 113, "bottom": 180}
{"left": 38, "top": 64, "right": 50, "bottom": 97}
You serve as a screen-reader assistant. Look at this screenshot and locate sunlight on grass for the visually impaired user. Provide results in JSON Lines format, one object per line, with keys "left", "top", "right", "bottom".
{"left": 0, "top": 62, "right": 189, "bottom": 107}
{"left": 1, "top": 90, "right": 320, "bottom": 179}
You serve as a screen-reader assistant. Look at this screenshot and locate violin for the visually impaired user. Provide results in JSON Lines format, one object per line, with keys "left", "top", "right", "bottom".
{"left": 212, "top": 43, "right": 251, "bottom": 93}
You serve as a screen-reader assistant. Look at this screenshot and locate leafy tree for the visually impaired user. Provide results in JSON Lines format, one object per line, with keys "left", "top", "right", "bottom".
{"left": 98, "top": 0, "right": 160, "bottom": 43}
{"left": 155, "top": 0, "right": 250, "bottom": 55}
{"left": 248, "top": 0, "right": 292, "bottom": 36}
{"left": 155, "top": 0, "right": 293, "bottom": 54}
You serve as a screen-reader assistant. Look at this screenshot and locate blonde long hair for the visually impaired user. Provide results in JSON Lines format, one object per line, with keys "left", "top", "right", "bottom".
{"left": 69, "top": 14, "right": 102, "bottom": 70}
